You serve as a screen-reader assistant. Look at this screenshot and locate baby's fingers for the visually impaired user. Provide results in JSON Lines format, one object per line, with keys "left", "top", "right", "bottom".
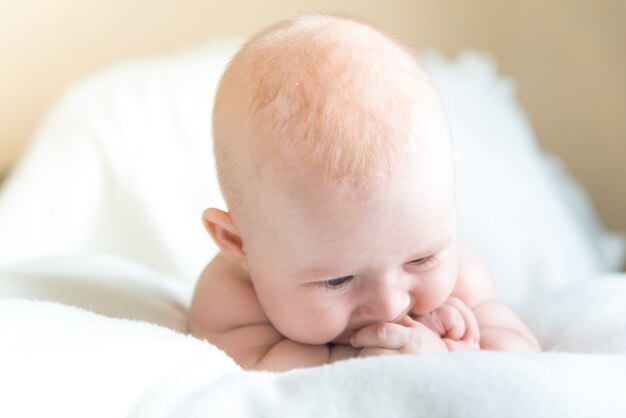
{"left": 351, "top": 323, "right": 409, "bottom": 349}
{"left": 445, "top": 297, "right": 480, "bottom": 347}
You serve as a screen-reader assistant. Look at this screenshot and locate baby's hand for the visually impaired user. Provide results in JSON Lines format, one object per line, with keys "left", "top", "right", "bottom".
{"left": 415, "top": 296, "right": 480, "bottom": 349}
{"left": 350, "top": 320, "right": 448, "bottom": 357}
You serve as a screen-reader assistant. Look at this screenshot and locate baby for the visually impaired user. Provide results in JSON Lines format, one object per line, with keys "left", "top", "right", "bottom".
{"left": 189, "top": 14, "right": 540, "bottom": 372}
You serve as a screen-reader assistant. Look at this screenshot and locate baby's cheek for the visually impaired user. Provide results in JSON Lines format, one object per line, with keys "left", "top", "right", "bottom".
{"left": 271, "top": 301, "right": 348, "bottom": 345}
{"left": 413, "top": 269, "right": 457, "bottom": 314}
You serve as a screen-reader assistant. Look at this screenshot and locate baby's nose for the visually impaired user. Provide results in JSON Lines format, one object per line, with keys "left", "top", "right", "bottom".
{"left": 359, "top": 282, "right": 411, "bottom": 323}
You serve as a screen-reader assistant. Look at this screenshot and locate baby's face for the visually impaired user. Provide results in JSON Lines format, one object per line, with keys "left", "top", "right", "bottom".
{"left": 242, "top": 149, "right": 458, "bottom": 345}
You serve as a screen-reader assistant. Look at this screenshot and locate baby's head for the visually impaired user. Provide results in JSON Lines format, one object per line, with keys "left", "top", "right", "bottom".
{"left": 206, "top": 14, "right": 458, "bottom": 345}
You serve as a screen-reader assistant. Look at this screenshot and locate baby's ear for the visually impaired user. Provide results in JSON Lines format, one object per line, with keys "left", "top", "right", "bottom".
{"left": 202, "top": 208, "right": 248, "bottom": 269}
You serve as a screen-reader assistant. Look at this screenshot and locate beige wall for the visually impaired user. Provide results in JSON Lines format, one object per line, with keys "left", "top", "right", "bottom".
{"left": 1, "top": 0, "right": 624, "bottom": 232}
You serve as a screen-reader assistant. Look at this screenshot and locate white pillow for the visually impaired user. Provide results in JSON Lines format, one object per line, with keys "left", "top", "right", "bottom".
{"left": 421, "top": 51, "right": 624, "bottom": 303}
{"left": 0, "top": 40, "right": 621, "bottom": 303}
{"left": 0, "top": 40, "right": 238, "bottom": 282}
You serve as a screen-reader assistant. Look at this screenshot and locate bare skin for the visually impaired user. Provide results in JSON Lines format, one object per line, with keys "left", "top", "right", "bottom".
{"left": 189, "top": 157, "right": 540, "bottom": 372}
{"left": 189, "top": 15, "right": 540, "bottom": 372}
{"left": 190, "top": 246, "right": 540, "bottom": 372}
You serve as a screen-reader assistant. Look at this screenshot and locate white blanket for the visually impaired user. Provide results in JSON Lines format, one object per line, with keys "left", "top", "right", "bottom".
{"left": 1, "top": 254, "right": 626, "bottom": 418}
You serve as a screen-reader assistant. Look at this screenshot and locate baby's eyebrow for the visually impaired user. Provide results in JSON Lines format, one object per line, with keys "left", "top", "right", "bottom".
{"left": 296, "top": 266, "right": 344, "bottom": 280}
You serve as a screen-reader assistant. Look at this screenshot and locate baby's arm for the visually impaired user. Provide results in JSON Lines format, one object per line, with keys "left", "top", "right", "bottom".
{"left": 188, "top": 254, "right": 359, "bottom": 372}
{"left": 452, "top": 245, "right": 541, "bottom": 352}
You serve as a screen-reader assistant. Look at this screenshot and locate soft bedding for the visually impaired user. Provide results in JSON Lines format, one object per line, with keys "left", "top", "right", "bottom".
{"left": 1, "top": 39, "right": 625, "bottom": 417}
{"left": 2, "top": 255, "right": 626, "bottom": 417}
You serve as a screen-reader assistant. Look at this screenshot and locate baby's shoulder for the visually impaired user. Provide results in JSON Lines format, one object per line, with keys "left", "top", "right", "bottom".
{"left": 453, "top": 243, "right": 499, "bottom": 308}
{"left": 456, "top": 244, "right": 488, "bottom": 274}
{"left": 189, "top": 253, "right": 269, "bottom": 336}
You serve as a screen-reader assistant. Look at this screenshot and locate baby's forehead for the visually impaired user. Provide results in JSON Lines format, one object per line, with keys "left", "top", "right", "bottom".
{"left": 262, "top": 142, "right": 456, "bottom": 224}
{"left": 255, "top": 154, "right": 457, "bottom": 267}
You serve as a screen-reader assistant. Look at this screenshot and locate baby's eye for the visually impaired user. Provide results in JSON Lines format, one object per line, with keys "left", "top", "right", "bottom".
{"left": 407, "top": 255, "right": 433, "bottom": 266}
{"left": 319, "top": 276, "right": 352, "bottom": 289}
